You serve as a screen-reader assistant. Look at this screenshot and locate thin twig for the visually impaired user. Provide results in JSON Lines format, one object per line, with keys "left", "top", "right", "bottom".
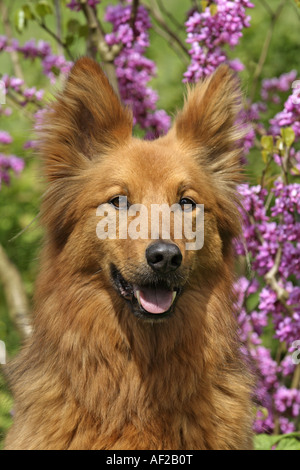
{"left": 290, "top": 0, "right": 300, "bottom": 20}
{"left": 250, "top": 0, "right": 286, "bottom": 102}
{"left": 130, "top": 0, "right": 140, "bottom": 37}
{"left": 79, "top": 0, "right": 121, "bottom": 98}
{"left": 54, "top": 0, "right": 64, "bottom": 56}
{"left": 265, "top": 245, "right": 293, "bottom": 314}
{"left": 0, "top": 0, "right": 24, "bottom": 80}
{"left": 260, "top": 153, "right": 273, "bottom": 189}
{"left": 291, "top": 365, "right": 300, "bottom": 390}
{"left": 248, "top": 211, "right": 293, "bottom": 316}
{"left": 157, "top": 0, "right": 186, "bottom": 32}
{"left": 259, "top": 0, "right": 274, "bottom": 17}
{"left": 38, "top": 20, "right": 74, "bottom": 61}
{"left": 0, "top": 244, "right": 32, "bottom": 340}
{"left": 148, "top": 0, "right": 190, "bottom": 57}
{"left": 281, "top": 146, "right": 290, "bottom": 185}
{"left": 151, "top": 22, "right": 189, "bottom": 65}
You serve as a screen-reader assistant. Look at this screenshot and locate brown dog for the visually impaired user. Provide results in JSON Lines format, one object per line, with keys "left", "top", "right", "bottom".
{"left": 5, "top": 58, "right": 253, "bottom": 450}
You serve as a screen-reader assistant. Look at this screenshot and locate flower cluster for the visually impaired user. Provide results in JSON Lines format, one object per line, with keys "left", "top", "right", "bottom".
{"left": 230, "top": 68, "right": 300, "bottom": 433}
{"left": 67, "top": 0, "right": 100, "bottom": 12}
{"left": 235, "top": 161, "right": 300, "bottom": 432}
{"left": 105, "top": 2, "right": 171, "bottom": 138}
{"left": 0, "top": 130, "right": 24, "bottom": 189}
{"left": 0, "top": 36, "right": 73, "bottom": 186}
{"left": 0, "top": 36, "right": 72, "bottom": 84}
{"left": 270, "top": 79, "right": 300, "bottom": 139}
{"left": 184, "top": 0, "right": 254, "bottom": 82}
{"left": 1, "top": 74, "right": 45, "bottom": 106}
{"left": 261, "top": 70, "right": 298, "bottom": 104}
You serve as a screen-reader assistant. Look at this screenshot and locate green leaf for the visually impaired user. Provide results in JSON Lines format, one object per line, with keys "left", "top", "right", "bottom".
{"left": 255, "top": 433, "right": 300, "bottom": 451}
{"left": 261, "top": 135, "right": 274, "bottom": 152}
{"left": 210, "top": 4, "right": 218, "bottom": 16}
{"left": 281, "top": 127, "right": 295, "bottom": 148}
{"left": 14, "top": 9, "right": 27, "bottom": 33}
{"left": 67, "top": 19, "right": 81, "bottom": 34}
{"left": 65, "top": 35, "right": 75, "bottom": 47}
{"left": 261, "top": 150, "right": 269, "bottom": 164}
{"left": 275, "top": 137, "right": 284, "bottom": 153}
{"left": 35, "top": 0, "right": 53, "bottom": 18}
{"left": 79, "top": 25, "right": 89, "bottom": 39}
{"left": 254, "top": 434, "right": 281, "bottom": 451}
{"left": 276, "top": 437, "right": 300, "bottom": 451}
{"left": 22, "top": 3, "right": 36, "bottom": 20}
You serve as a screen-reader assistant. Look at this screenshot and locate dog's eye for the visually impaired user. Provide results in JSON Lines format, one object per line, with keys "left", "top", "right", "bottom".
{"left": 110, "top": 196, "right": 129, "bottom": 210}
{"left": 180, "top": 198, "right": 197, "bottom": 212}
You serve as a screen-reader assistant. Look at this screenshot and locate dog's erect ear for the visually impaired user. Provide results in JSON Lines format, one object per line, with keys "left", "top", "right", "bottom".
{"left": 173, "top": 65, "right": 247, "bottom": 241}
{"left": 174, "top": 65, "right": 245, "bottom": 191}
{"left": 39, "top": 58, "right": 133, "bottom": 181}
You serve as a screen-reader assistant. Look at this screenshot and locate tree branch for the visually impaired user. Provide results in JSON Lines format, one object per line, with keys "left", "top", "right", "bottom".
{"left": 265, "top": 245, "right": 293, "bottom": 315}
{"left": 250, "top": 0, "right": 286, "bottom": 102}
{"left": 79, "top": 0, "right": 121, "bottom": 98}
{"left": 0, "top": 244, "right": 32, "bottom": 340}
{"left": 0, "top": 0, "right": 24, "bottom": 81}
{"left": 150, "top": 22, "right": 189, "bottom": 65}
{"left": 54, "top": 0, "right": 64, "bottom": 56}
{"left": 148, "top": 0, "right": 190, "bottom": 58}
{"left": 259, "top": 0, "right": 274, "bottom": 17}
{"left": 130, "top": 0, "right": 140, "bottom": 37}
{"left": 157, "top": 0, "right": 186, "bottom": 32}
{"left": 37, "top": 20, "right": 75, "bottom": 61}
{"left": 291, "top": 364, "right": 300, "bottom": 390}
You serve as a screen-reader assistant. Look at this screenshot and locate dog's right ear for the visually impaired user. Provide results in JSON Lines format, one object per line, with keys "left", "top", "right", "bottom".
{"left": 39, "top": 58, "right": 133, "bottom": 182}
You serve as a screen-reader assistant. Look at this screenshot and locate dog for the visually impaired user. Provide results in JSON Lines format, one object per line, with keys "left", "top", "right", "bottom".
{"left": 5, "top": 58, "right": 253, "bottom": 450}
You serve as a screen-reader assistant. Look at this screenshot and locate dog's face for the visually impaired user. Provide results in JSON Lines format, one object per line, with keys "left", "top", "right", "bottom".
{"left": 39, "top": 58, "right": 244, "bottom": 322}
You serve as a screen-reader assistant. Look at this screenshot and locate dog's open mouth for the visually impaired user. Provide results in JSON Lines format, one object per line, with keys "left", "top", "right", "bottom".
{"left": 111, "top": 265, "right": 181, "bottom": 320}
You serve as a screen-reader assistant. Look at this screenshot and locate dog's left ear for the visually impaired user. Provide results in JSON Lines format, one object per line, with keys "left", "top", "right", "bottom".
{"left": 39, "top": 58, "right": 133, "bottom": 182}
{"left": 173, "top": 65, "right": 245, "bottom": 192}
{"left": 173, "top": 66, "right": 247, "bottom": 241}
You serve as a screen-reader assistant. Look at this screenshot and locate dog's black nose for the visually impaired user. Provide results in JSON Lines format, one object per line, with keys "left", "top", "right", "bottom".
{"left": 146, "top": 242, "right": 182, "bottom": 274}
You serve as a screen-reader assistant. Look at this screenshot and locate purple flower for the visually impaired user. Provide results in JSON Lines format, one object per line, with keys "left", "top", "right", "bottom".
{"left": 262, "top": 71, "right": 297, "bottom": 104}
{"left": 0, "top": 131, "right": 13, "bottom": 145}
{"left": 270, "top": 77, "right": 300, "bottom": 139}
{"left": 274, "top": 387, "right": 300, "bottom": 418}
{"left": 67, "top": 0, "right": 100, "bottom": 11}
{"left": 0, "top": 154, "right": 24, "bottom": 189}
{"left": 279, "top": 417, "right": 296, "bottom": 434}
{"left": 184, "top": 0, "right": 254, "bottom": 82}
{"left": 105, "top": 3, "right": 170, "bottom": 137}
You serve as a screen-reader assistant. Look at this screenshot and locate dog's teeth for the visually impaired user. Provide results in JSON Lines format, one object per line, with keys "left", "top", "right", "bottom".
{"left": 172, "top": 292, "right": 177, "bottom": 304}
{"left": 136, "top": 290, "right": 141, "bottom": 306}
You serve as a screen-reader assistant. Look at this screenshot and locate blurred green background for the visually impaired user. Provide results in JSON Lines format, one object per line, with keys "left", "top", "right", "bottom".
{"left": 0, "top": 0, "right": 300, "bottom": 448}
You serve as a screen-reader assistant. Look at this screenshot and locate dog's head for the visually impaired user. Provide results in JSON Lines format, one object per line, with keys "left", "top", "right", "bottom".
{"left": 39, "top": 58, "right": 245, "bottom": 322}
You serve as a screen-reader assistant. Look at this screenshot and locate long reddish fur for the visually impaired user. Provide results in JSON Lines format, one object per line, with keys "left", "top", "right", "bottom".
{"left": 5, "top": 59, "right": 253, "bottom": 450}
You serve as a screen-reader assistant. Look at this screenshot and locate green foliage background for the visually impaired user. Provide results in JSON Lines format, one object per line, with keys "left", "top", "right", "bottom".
{"left": 0, "top": 0, "right": 300, "bottom": 449}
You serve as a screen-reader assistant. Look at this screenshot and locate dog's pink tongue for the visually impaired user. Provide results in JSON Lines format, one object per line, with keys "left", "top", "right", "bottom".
{"left": 139, "top": 287, "right": 174, "bottom": 314}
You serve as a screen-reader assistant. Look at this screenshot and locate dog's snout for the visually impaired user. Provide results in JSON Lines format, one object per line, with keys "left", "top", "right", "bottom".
{"left": 146, "top": 242, "right": 183, "bottom": 274}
